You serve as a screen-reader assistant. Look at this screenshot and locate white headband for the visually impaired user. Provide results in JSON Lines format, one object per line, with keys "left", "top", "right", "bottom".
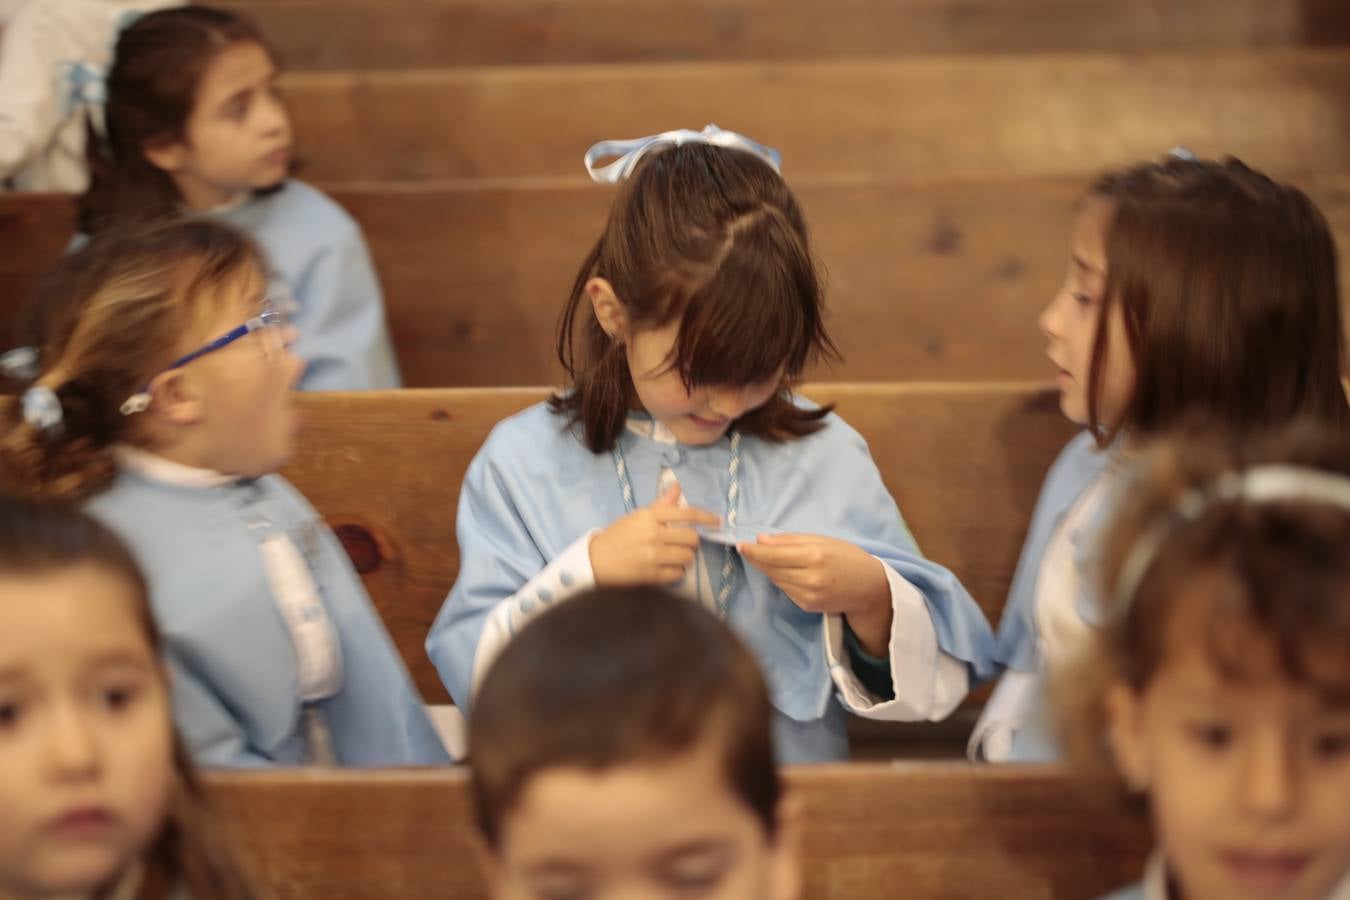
{"left": 583, "top": 124, "right": 782, "bottom": 184}
{"left": 1113, "top": 465, "right": 1350, "bottom": 611}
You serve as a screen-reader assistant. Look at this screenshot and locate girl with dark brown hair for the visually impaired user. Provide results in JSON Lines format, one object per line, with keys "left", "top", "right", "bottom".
{"left": 427, "top": 127, "right": 996, "bottom": 764}
{"left": 77, "top": 4, "right": 398, "bottom": 391}
{"left": 973, "top": 153, "right": 1349, "bottom": 763}
{"left": 0, "top": 495, "right": 257, "bottom": 900}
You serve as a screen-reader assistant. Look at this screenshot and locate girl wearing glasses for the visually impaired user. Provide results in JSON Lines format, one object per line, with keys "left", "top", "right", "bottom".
{"left": 0, "top": 218, "right": 449, "bottom": 768}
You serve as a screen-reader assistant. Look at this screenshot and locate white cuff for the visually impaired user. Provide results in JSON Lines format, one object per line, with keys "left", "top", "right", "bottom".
{"left": 967, "top": 669, "right": 1039, "bottom": 762}
{"left": 469, "top": 530, "right": 600, "bottom": 695}
{"left": 824, "top": 557, "right": 970, "bottom": 721}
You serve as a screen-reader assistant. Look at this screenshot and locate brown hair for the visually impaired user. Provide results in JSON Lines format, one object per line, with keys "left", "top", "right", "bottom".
{"left": 1054, "top": 421, "right": 1350, "bottom": 769}
{"left": 79, "top": 6, "right": 272, "bottom": 236}
{"left": 550, "top": 142, "right": 839, "bottom": 453}
{"left": 0, "top": 219, "right": 266, "bottom": 503}
{"left": 470, "top": 586, "right": 781, "bottom": 848}
{"left": 1082, "top": 155, "right": 1348, "bottom": 445}
{"left": 0, "top": 494, "right": 256, "bottom": 900}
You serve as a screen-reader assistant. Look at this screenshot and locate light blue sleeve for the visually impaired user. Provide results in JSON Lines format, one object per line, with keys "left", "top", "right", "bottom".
{"left": 426, "top": 440, "right": 550, "bottom": 713}
{"left": 165, "top": 654, "right": 274, "bottom": 768}
{"left": 993, "top": 430, "right": 1109, "bottom": 675}
{"left": 290, "top": 220, "right": 401, "bottom": 391}
{"left": 822, "top": 431, "right": 998, "bottom": 682}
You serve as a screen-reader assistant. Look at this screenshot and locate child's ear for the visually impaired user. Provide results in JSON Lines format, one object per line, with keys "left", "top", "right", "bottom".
{"left": 769, "top": 790, "right": 804, "bottom": 900}
{"left": 141, "top": 137, "right": 189, "bottom": 175}
{"left": 1105, "top": 680, "right": 1151, "bottom": 793}
{"left": 586, "top": 277, "right": 629, "bottom": 344}
{"left": 148, "top": 369, "right": 205, "bottom": 427}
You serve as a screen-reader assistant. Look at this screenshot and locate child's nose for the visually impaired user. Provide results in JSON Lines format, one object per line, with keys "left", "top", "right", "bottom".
{"left": 1238, "top": 734, "right": 1298, "bottom": 820}
{"left": 286, "top": 347, "right": 307, "bottom": 389}
{"left": 45, "top": 705, "right": 100, "bottom": 781}
{"left": 1038, "top": 293, "right": 1065, "bottom": 340}
{"left": 260, "top": 93, "right": 292, "bottom": 138}
{"left": 708, "top": 388, "right": 750, "bottom": 421}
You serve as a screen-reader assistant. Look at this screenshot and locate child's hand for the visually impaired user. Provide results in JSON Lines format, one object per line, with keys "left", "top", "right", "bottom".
{"left": 590, "top": 484, "right": 720, "bottom": 586}
{"left": 740, "top": 534, "right": 894, "bottom": 655}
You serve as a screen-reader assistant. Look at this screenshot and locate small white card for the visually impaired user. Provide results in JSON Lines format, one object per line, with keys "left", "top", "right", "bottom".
{"left": 696, "top": 524, "right": 778, "bottom": 546}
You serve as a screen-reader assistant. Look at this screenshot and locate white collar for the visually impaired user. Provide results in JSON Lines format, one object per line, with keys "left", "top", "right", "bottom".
{"left": 623, "top": 416, "right": 680, "bottom": 445}
{"left": 1141, "top": 853, "right": 1168, "bottom": 900}
{"left": 114, "top": 445, "right": 237, "bottom": 489}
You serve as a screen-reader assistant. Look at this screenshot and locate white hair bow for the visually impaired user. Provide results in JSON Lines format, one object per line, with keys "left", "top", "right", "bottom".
{"left": 584, "top": 124, "right": 782, "bottom": 184}
{"left": 1113, "top": 465, "right": 1350, "bottom": 610}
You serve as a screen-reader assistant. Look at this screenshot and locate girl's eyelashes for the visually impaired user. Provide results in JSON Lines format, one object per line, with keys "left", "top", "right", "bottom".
{"left": 97, "top": 682, "right": 142, "bottom": 714}
{"left": 222, "top": 95, "right": 250, "bottom": 122}
{"left": 0, "top": 699, "right": 23, "bottom": 732}
{"left": 1184, "top": 720, "right": 1235, "bottom": 751}
{"left": 1312, "top": 728, "right": 1350, "bottom": 760}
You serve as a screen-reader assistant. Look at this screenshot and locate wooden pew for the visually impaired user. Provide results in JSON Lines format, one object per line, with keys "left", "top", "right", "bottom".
{"left": 206, "top": 764, "right": 1152, "bottom": 900}
{"left": 280, "top": 384, "right": 1079, "bottom": 704}
{"left": 217, "top": 0, "right": 1350, "bottom": 69}
{"left": 270, "top": 50, "right": 1350, "bottom": 182}
{"left": 5, "top": 174, "right": 1350, "bottom": 386}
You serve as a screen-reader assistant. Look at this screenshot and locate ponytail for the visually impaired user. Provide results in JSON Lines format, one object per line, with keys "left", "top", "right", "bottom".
{"left": 0, "top": 219, "right": 265, "bottom": 502}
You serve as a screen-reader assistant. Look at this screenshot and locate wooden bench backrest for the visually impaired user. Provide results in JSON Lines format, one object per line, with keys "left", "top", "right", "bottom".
{"left": 280, "top": 384, "right": 1079, "bottom": 702}
{"left": 221, "top": 0, "right": 1350, "bottom": 69}
{"left": 273, "top": 51, "right": 1350, "bottom": 182}
{"left": 5, "top": 175, "right": 1348, "bottom": 386}
{"left": 206, "top": 763, "right": 1152, "bottom": 900}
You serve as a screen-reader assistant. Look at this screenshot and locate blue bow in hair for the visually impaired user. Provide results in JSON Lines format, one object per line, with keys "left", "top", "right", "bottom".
{"left": 59, "top": 60, "right": 109, "bottom": 137}
{"left": 584, "top": 124, "right": 782, "bottom": 184}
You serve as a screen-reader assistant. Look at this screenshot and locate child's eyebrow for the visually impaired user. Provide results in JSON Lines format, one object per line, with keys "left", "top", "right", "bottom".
{"left": 1072, "top": 254, "right": 1104, "bottom": 276}
{"left": 83, "top": 651, "right": 153, "bottom": 673}
{"left": 216, "top": 86, "right": 254, "bottom": 112}
{"left": 522, "top": 860, "right": 591, "bottom": 878}
{"left": 653, "top": 839, "right": 732, "bottom": 865}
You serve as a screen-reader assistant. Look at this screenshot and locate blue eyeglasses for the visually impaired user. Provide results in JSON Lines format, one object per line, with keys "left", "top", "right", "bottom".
{"left": 119, "top": 294, "right": 295, "bottom": 416}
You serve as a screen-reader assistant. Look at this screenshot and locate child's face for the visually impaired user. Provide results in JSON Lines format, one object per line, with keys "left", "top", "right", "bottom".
{"left": 184, "top": 268, "right": 305, "bottom": 476}
{"left": 1039, "top": 198, "right": 1135, "bottom": 428}
{"left": 1108, "top": 616, "right": 1350, "bottom": 900}
{"left": 0, "top": 565, "right": 175, "bottom": 899}
{"left": 485, "top": 734, "right": 799, "bottom": 900}
{"left": 148, "top": 40, "right": 292, "bottom": 210}
{"left": 625, "top": 319, "right": 782, "bottom": 446}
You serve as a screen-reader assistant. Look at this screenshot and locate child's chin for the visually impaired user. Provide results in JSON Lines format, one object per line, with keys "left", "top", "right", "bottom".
{"left": 32, "top": 850, "right": 126, "bottom": 896}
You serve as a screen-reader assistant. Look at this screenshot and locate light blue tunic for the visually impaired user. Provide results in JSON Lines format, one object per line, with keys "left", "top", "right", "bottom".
{"left": 86, "top": 469, "right": 449, "bottom": 767}
{"left": 215, "top": 180, "right": 401, "bottom": 391}
{"left": 426, "top": 400, "right": 997, "bottom": 763}
{"left": 986, "top": 429, "right": 1121, "bottom": 761}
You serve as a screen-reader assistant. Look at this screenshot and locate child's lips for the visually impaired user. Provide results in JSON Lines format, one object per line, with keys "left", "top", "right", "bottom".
{"left": 1221, "top": 850, "right": 1311, "bottom": 890}
{"left": 689, "top": 413, "right": 729, "bottom": 429}
{"left": 47, "top": 806, "right": 116, "bottom": 839}
{"left": 263, "top": 146, "right": 292, "bottom": 167}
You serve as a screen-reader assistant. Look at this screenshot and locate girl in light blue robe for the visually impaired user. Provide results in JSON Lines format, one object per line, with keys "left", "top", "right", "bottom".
{"left": 426, "top": 129, "right": 997, "bottom": 763}
{"left": 86, "top": 455, "right": 448, "bottom": 766}
{"left": 0, "top": 217, "right": 447, "bottom": 767}
{"left": 1060, "top": 430, "right": 1350, "bottom": 900}
{"left": 972, "top": 154, "right": 1350, "bottom": 762}
{"left": 76, "top": 5, "right": 400, "bottom": 391}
